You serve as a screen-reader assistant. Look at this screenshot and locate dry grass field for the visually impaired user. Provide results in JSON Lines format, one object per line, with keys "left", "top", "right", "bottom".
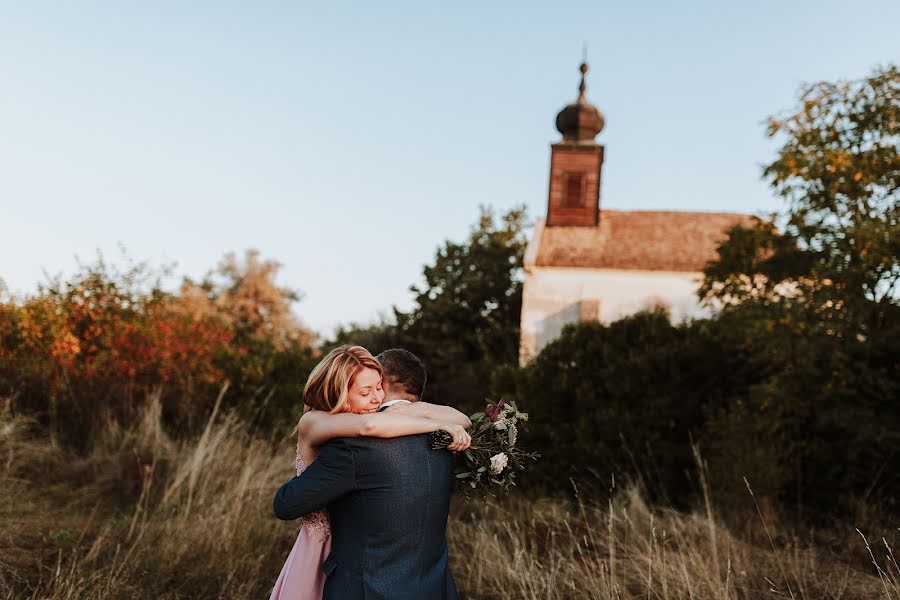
{"left": 1, "top": 398, "right": 897, "bottom": 599}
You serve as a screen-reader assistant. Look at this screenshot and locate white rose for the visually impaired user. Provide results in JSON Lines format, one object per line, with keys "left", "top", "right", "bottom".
{"left": 489, "top": 452, "right": 509, "bottom": 475}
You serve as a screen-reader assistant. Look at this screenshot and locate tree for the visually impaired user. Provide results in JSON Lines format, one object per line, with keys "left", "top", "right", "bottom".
{"left": 394, "top": 207, "right": 528, "bottom": 411}
{"left": 181, "top": 249, "right": 315, "bottom": 351}
{"left": 0, "top": 250, "right": 319, "bottom": 444}
{"left": 698, "top": 65, "right": 900, "bottom": 511}
{"left": 329, "top": 315, "right": 402, "bottom": 353}
{"left": 495, "top": 311, "right": 762, "bottom": 502}
{"left": 180, "top": 249, "right": 317, "bottom": 428}
{"left": 0, "top": 257, "right": 235, "bottom": 445}
{"left": 328, "top": 207, "right": 529, "bottom": 413}
{"left": 700, "top": 64, "right": 900, "bottom": 337}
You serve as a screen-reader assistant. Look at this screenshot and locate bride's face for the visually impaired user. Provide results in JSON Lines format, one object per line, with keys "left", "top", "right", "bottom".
{"left": 344, "top": 367, "right": 385, "bottom": 414}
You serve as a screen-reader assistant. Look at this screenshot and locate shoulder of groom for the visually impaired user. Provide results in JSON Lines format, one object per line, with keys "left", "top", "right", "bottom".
{"left": 316, "top": 439, "right": 358, "bottom": 470}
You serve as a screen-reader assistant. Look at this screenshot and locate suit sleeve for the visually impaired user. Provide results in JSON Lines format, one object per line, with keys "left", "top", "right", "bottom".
{"left": 273, "top": 439, "right": 356, "bottom": 520}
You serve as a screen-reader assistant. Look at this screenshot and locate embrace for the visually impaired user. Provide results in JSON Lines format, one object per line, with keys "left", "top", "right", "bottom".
{"left": 270, "top": 345, "right": 472, "bottom": 600}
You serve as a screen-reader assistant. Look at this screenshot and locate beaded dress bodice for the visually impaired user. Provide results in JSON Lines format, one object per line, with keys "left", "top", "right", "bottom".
{"left": 295, "top": 443, "right": 331, "bottom": 541}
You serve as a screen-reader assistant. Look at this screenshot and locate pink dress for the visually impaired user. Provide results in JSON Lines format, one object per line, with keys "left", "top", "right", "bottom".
{"left": 269, "top": 444, "right": 333, "bottom": 600}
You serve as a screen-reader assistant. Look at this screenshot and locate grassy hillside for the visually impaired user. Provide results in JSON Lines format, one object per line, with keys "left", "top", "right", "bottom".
{"left": 1, "top": 399, "right": 897, "bottom": 599}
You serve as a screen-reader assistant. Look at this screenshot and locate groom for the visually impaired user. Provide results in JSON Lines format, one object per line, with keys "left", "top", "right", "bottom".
{"left": 273, "top": 348, "right": 459, "bottom": 600}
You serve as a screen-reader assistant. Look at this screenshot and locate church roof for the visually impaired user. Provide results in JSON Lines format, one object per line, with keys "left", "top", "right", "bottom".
{"left": 531, "top": 210, "right": 756, "bottom": 272}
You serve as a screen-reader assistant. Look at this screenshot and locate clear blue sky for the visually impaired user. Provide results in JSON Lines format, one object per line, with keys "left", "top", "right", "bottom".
{"left": 1, "top": 2, "right": 897, "bottom": 336}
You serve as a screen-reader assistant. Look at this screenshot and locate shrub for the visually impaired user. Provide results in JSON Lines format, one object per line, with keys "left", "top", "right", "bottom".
{"left": 0, "top": 251, "right": 316, "bottom": 446}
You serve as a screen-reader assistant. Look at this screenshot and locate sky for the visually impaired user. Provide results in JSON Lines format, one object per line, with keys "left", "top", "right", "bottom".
{"left": 1, "top": 1, "right": 898, "bottom": 337}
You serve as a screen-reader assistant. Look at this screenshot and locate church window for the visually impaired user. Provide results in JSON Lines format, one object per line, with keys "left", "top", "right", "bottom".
{"left": 563, "top": 172, "right": 584, "bottom": 207}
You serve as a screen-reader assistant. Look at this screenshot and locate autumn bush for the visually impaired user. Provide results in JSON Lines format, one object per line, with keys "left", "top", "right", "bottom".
{"left": 0, "top": 251, "right": 316, "bottom": 447}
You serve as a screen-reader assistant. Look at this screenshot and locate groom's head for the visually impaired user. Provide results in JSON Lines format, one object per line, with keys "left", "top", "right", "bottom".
{"left": 376, "top": 348, "right": 426, "bottom": 402}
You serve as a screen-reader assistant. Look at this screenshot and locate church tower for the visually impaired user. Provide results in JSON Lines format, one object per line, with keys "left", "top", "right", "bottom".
{"left": 546, "top": 62, "right": 605, "bottom": 227}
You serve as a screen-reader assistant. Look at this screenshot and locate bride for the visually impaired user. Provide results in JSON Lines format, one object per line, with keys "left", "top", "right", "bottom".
{"left": 269, "top": 345, "right": 471, "bottom": 600}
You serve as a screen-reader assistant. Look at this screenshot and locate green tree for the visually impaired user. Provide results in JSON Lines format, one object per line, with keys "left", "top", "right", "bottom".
{"left": 495, "top": 311, "right": 761, "bottom": 503}
{"left": 328, "top": 207, "right": 528, "bottom": 413}
{"left": 394, "top": 207, "right": 528, "bottom": 412}
{"left": 330, "top": 315, "right": 402, "bottom": 354}
{"left": 700, "top": 64, "right": 900, "bottom": 336}
{"left": 698, "top": 65, "right": 900, "bottom": 511}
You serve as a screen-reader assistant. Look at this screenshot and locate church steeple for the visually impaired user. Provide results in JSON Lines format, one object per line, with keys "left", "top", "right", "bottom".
{"left": 555, "top": 62, "right": 605, "bottom": 143}
{"left": 545, "top": 62, "right": 606, "bottom": 227}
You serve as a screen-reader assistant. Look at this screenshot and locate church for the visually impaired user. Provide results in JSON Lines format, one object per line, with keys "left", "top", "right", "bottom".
{"left": 519, "top": 63, "right": 753, "bottom": 364}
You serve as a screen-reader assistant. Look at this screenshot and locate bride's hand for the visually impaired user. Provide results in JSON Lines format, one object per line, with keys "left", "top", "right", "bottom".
{"left": 438, "top": 423, "right": 471, "bottom": 452}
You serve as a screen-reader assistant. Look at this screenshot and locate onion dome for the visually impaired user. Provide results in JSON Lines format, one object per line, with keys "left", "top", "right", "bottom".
{"left": 555, "top": 62, "right": 605, "bottom": 142}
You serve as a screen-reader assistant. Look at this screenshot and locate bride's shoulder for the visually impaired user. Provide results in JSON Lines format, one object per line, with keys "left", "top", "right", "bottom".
{"left": 297, "top": 409, "right": 322, "bottom": 431}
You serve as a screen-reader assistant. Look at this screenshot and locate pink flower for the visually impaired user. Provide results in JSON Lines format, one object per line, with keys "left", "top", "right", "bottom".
{"left": 485, "top": 399, "right": 506, "bottom": 423}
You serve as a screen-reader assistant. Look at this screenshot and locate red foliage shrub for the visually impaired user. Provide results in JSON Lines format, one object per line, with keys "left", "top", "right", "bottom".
{"left": 0, "top": 253, "right": 314, "bottom": 445}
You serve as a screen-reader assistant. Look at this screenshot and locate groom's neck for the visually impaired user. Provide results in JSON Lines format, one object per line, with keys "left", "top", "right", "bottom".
{"left": 383, "top": 388, "right": 419, "bottom": 403}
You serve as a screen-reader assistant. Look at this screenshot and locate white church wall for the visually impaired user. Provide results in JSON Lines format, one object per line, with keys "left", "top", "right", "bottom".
{"left": 533, "top": 301, "right": 581, "bottom": 357}
{"left": 519, "top": 267, "right": 710, "bottom": 364}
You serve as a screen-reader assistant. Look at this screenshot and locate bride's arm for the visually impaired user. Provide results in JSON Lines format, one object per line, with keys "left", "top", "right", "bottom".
{"left": 388, "top": 402, "right": 471, "bottom": 429}
{"left": 298, "top": 410, "right": 470, "bottom": 450}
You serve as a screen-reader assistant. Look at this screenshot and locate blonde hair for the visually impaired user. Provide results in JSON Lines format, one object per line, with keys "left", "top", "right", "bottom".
{"left": 303, "top": 345, "right": 383, "bottom": 414}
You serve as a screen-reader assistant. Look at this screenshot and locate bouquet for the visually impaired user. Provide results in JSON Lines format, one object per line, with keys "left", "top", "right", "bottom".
{"left": 429, "top": 399, "right": 539, "bottom": 497}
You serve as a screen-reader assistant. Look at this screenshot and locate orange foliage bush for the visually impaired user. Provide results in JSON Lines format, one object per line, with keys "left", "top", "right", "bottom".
{"left": 0, "top": 251, "right": 315, "bottom": 446}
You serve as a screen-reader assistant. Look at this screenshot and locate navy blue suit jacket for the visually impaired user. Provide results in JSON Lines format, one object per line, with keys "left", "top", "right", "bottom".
{"left": 273, "top": 434, "right": 458, "bottom": 600}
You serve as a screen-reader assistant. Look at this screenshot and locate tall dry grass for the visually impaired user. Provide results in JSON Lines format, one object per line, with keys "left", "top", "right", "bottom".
{"left": 1, "top": 398, "right": 897, "bottom": 599}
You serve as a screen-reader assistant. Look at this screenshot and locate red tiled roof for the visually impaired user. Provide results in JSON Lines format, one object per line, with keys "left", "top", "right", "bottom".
{"left": 534, "top": 210, "right": 755, "bottom": 272}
